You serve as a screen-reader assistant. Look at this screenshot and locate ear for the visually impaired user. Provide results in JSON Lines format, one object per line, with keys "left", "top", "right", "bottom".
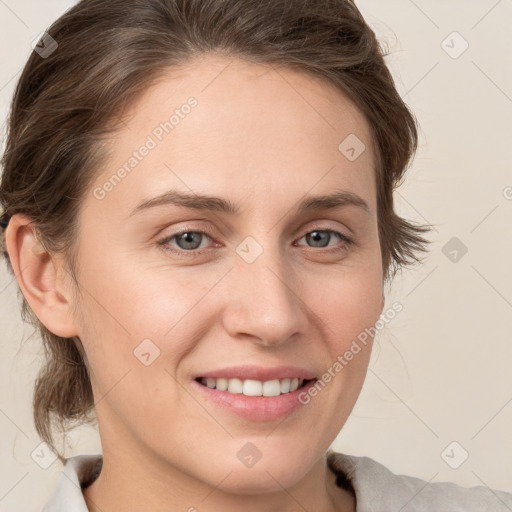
{"left": 4, "top": 213, "right": 79, "bottom": 338}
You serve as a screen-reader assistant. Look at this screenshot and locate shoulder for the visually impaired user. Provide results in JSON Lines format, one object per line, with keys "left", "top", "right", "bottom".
{"left": 326, "top": 450, "right": 512, "bottom": 512}
{"left": 42, "top": 453, "right": 102, "bottom": 512}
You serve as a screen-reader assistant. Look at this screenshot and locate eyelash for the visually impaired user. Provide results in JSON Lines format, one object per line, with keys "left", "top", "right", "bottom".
{"left": 156, "top": 225, "right": 354, "bottom": 258}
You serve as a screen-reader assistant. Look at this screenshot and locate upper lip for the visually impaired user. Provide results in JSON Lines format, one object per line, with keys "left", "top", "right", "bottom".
{"left": 194, "top": 365, "right": 317, "bottom": 382}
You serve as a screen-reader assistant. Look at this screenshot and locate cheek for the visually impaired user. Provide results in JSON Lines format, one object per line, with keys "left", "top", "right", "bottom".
{"left": 72, "top": 253, "right": 210, "bottom": 390}
{"left": 79, "top": 247, "right": 214, "bottom": 335}
{"left": 300, "top": 260, "right": 383, "bottom": 410}
{"left": 306, "top": 260, "right": 383, "bottom": 343}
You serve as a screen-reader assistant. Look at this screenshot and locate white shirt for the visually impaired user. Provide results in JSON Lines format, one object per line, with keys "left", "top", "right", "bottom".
{"left": 42, "top": 450, "right": 512, "bottom": 511}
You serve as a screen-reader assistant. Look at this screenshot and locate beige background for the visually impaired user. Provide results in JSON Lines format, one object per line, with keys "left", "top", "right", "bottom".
{"left": 1, "top": 0, "right": 511, "bottom": 510}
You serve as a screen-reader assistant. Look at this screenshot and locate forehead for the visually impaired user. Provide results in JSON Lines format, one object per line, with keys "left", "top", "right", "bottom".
{"left": 87, "top": 54, "right": 376, "bottom": 219}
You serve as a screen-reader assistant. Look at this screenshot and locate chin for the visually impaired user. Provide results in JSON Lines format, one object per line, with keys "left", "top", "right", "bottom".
{"left": 214, "top": 466, "right": 305, "bottom": 495}
{"left": 203, "top": 448, "right": 308, "bottom": 494}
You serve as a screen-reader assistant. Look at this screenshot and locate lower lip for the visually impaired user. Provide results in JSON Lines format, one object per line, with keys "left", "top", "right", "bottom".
{"left": 192, "top": 379, "right": 317, "bottom": 421}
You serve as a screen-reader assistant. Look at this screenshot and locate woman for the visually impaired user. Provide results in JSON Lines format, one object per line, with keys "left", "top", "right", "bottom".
{"left": 1, "top": 0, "right": 510, "bottom": 510}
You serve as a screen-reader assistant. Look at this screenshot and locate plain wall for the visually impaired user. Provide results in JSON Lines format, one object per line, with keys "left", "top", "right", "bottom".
{"left": 0, "top": 0, "right": 511, "bottom": 510}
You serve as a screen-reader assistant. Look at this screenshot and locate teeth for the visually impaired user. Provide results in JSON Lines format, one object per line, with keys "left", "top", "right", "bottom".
{"left": 216, "top": 378, "right": 228, "bottom": 391}
{"left": 199, "top": 377, "right": 308, "bottom": 396}
{"left": 243, "top": 379, "right": 263, "bottom": 396}
{"left": 280, "top": 378, "right": 291, "bottom": 393}
{"left": 228, "top": 378, "right": 243, "bottom": 394}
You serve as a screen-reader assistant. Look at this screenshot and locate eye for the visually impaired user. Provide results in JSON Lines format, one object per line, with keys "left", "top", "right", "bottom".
{"left": 156, "top": 226, "right": 353, "bottom": 258}
{"left": 157, "top": 230, "right": 214, "bottom": 254}
{"left": 295, "top": 229, "right": 353, "bottom": 250}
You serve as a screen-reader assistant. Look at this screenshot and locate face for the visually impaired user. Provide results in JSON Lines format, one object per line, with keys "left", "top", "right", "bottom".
{"left": 70, "top": 54, "right": 384, "bottom": 492}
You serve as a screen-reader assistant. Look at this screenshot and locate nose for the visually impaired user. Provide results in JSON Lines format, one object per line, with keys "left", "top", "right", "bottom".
{"left": 221, "top": 246, "right": 307, "bottom": 347}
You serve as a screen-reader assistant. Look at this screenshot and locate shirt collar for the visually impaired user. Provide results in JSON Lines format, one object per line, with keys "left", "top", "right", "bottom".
{"left": 42, "top": 453, "right": 102, "bottom": 512}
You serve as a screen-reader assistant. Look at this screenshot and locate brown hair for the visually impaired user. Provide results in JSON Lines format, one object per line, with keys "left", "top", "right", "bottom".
{"left": 0, "top": 0, "right": 432, "bottom": 461}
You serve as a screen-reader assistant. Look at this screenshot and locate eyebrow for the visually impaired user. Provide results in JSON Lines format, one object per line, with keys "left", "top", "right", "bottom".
{"left": 129, "top": 188, "right": 371, "bottom": 217}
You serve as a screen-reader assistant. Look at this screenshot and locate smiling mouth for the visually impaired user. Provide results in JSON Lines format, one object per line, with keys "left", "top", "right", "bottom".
{"left": 195, "top": 377, "right": 316, "bottom": 397}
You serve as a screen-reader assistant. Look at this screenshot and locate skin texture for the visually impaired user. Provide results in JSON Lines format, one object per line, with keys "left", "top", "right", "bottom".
{"left": 6, "top": 54, "right": 385, "bottom": 512}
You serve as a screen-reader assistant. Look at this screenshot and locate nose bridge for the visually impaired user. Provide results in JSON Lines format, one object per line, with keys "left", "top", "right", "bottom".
{"left": 222, "top": 237, "right": 305, "bottom": 345}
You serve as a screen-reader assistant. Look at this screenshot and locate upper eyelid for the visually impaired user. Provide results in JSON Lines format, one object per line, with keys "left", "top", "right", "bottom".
{"left": 160, "top": 218, "right": 352, "bottom": 238}
{"left": 164, "top": 225, "right": 348, "bottom": 237}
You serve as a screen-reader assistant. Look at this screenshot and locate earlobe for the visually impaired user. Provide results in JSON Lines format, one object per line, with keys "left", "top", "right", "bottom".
{"left": 4, "top": 213, "right": 79, "bottom": 338}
